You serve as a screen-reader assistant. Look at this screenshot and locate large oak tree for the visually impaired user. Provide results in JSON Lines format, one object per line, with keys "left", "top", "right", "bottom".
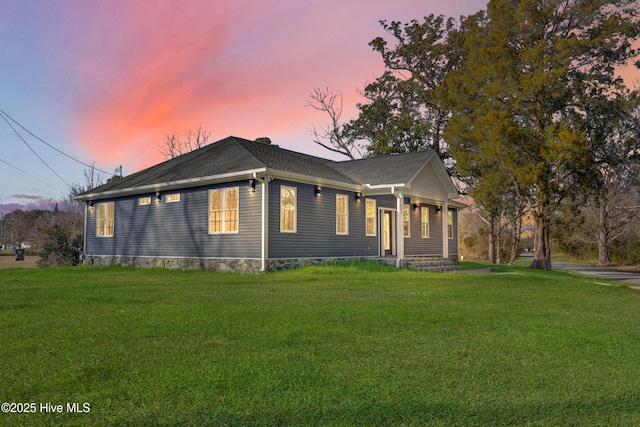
{"left": 345, "top": 15, "right": 466, "bottom": 164}
{"left": 444, "top": 0, "right": 639, "bottom": 269}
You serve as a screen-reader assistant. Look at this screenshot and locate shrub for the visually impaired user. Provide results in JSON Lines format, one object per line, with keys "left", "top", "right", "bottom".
{"left": 38, "top": 225, "right": 83, "bottom": 267}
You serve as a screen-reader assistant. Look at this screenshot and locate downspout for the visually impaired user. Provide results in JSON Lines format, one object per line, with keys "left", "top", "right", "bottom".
{"left": 442, "top": 199, "right": 449, "bottom": 259}
{"left": 394, "top": 188, "right": 404, "bottom": 268}
{"left": 255, "top": 173, "right": 269, "bottom": 272}
{"left": 82, "top": 202, "right": 88, "bottom": 264}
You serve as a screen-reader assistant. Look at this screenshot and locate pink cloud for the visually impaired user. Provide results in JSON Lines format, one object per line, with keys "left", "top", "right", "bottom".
{"left": 68, "top": 0, "right": 235, "bottom": 169}
{"left": 12, "top": 194, "right": 47, "bottom": 201}
{"left": 0, "top": 195, "right": 59, "bottom": 215}
{"left": 63, "top": 0, "right": 498, "bottom": 172}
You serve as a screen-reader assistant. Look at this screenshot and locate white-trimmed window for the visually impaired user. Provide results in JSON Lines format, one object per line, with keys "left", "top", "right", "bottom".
{"left": 166, "top": 193, "right": 181, "bottom": 203}
{"left": 365, "top": 199, "right": 376, "bottom": 236}
{"left": 403, "top": 205, "right": 410, "bottom": 238}
{"left": 96, "top": 202, "right": 114, "bottom": 237}
{"left": 209, "top": 188, "right": 239, "bottom": 234}
{"left": 421, "top": 207, "right": 430, "bottom": 238}
{"left": 280, "top": 186, "right": 296, "bottom": 233}
{"left": 138, "top": 197, "right": 151, "bottom": 206}
{"left": 447, "top": 210, "right": 454, "bottom": 239}
{"left": 336, "top": 194, "right": 348, "bottom": 235}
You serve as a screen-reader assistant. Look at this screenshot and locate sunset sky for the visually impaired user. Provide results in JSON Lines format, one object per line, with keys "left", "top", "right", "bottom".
{"left": 1, "top": 0, "right": 638, "bottom": 215}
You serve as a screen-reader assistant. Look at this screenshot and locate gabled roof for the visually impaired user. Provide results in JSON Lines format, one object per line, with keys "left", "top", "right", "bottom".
{"left": 77, "top": 136, "right": 456, "bottom": 200}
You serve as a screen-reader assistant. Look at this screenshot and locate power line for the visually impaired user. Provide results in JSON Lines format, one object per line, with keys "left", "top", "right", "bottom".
{"left": 0, "top": 157, "right": 59, "bottom": 190}
{"left": 0, "top": 111, "right": 72, "bottom": 188}
{"left": 0, "top": 108, "right": 112, "bottom": 176}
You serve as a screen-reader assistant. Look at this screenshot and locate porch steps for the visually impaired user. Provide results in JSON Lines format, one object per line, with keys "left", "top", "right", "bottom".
{"left": 403, "top": 257, "right": 461, "bottom": 272}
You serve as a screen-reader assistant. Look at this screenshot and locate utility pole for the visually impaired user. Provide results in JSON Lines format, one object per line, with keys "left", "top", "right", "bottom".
{"left": 0, "top": 213, "right": 6, "bottom": 250}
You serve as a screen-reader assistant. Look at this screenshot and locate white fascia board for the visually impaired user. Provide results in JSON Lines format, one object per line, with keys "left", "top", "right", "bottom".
{"left": 74, "top": 168, "right": 267, "bottom": 201}
{"left": 363, "top": 183, "right": 406, "bottom": 190}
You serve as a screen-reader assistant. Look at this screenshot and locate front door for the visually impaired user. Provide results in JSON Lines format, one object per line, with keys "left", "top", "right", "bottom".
{"left": 381, "top": 210, "right": 394, "bottom": 256}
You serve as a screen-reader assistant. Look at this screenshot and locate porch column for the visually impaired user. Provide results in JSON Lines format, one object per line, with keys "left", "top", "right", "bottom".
{"left": 396, "top": 190, "right": 404, "bottom": 268}
{"left": 442, "top": 199, "right": 449, "bottom": 259}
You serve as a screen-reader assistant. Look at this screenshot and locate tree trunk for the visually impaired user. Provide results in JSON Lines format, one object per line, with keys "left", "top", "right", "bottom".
{"left": 530, "top": 201, "right": 552, "bottom": 270}
{"left": 488, "top": 211, "right": 497, "bottom": 264}
{"left": 597, "top": 202, "right": 612, "bottom": 266}
{"left": 509, "top": 216, "right": 522, "bottom": 264}
{"left": 496, "top": 225, "right": 501, "bottom": 264}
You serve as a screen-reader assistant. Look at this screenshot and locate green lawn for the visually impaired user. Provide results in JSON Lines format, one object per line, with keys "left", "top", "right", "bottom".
{"left": 1, "top": 262, "right": 640, "bottom": 426}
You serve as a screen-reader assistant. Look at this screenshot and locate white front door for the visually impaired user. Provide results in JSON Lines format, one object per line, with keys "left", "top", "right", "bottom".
{"left": 380, "top": 210, "right": 395, "bottom": 256}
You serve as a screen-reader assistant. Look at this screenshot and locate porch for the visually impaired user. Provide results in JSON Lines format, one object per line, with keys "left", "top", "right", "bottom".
{"left": 375, "top": 255, "right": 461, "bottom": 272}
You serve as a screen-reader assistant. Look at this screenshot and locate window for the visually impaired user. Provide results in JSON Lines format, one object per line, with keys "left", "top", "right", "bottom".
{"left": 403, "top": 205, "right": 410, "bottom": 238}
{"left": 166, "top": 193, "right": 180, "bottom": 203}
{"left": 336, "top": 194, "right": 348, "bottom": 235}
{"left": 138, "top": 197, "right": 151, "bottom": 206}
{"left": 421, "top": 207, "right": 430, "bottom": 238}
{"left": 447, "top": 210, "right": 454, "bottom": 239}
{"left": 96, "top": 202, "right": 114, "bottom": 237}
{"left": 365, "top": 199, "right": 376, "bottom": 236}
{"left": 280, "top": 186, "right": 296, "bottom": 232}
{"left": 209, "top": 188, "right": 239, "bottom": 233}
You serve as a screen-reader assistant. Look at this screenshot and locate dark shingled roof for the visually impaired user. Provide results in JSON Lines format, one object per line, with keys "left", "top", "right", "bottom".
{"left": 332, "top": 150, "right": 434, "bottom": 185}
{"left": 80, "top": 136, "right": 437, "bottom": 197}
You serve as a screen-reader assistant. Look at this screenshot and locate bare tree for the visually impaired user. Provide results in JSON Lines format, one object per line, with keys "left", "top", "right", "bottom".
{"left": 5, "top": 210, "right": 35, "bottom": 248}
{"left": 158, "top": 125, "right": 211, "bottom": 159}
{"left": 64, "top": 163, "right": 104, "bottom": 214}
{"left": 593, "top": 169, "right": 640, "bottom": 265}
{"left": 307, "top": 87, "right": 362, "bottom": 160}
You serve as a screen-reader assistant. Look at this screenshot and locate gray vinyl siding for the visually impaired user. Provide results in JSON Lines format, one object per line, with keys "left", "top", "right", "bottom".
{"left": 372, "top": 195, "right": 397, "bottom": 210}
{"left": 85, "top": 181, "right": 261, "bottom": 259}
{"left": 404, "top": 204, "right": 444, "bottom": 256}
{"left": 268, "top": 179, "right": 378, "bottom": 258}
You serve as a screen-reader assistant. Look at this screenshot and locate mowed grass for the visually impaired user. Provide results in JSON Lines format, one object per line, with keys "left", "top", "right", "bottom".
{"left": 1, "top": 262, "right": 640, "bottom": 426}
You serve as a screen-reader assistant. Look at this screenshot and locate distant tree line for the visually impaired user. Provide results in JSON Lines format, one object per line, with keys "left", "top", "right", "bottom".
{"left": 1, "top": 164, "right": 104, "bottom": 267}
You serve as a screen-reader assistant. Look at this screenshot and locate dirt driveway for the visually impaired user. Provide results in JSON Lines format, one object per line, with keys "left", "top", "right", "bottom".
{"left": 0, "top": 255, "right": 39, "bottom": 269}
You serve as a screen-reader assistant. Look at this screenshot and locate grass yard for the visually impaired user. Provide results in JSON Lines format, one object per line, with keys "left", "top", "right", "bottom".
{"left": 1, "top": 262, "right": 640, "bottom": 426}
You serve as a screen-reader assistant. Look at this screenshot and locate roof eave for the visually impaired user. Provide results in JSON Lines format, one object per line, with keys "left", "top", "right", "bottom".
{"left": 73, "top": 167, "right": 268, "bottom": 201}
{"left": 448, "top": 199, "right": 469, "bottom": 209}
{"left": 267, "top": 169, "right": 362, "bottom": 191}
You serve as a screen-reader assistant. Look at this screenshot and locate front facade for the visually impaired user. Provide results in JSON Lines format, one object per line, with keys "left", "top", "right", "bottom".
{"left": 78, "top": 137, "right": 462, "bottom": 272}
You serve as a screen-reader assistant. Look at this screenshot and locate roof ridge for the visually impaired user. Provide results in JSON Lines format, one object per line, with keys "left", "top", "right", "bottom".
{"left": 227, "top": 136, "right": 270, "bottom": 168}
{"left": 232, "top": 136, "right": 337, "bottom": 164}
{"left": 335, "top": 149, "right": 434, "bottom": 164}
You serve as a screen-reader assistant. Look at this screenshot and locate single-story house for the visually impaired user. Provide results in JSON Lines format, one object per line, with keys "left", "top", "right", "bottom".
{"left": 75, "top": 136, "right": 464, "bottom": 272}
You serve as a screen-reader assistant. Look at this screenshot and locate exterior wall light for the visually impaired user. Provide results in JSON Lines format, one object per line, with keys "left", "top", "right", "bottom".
{"left": 315, "top": 186, "right": 321, "bottom": 197}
